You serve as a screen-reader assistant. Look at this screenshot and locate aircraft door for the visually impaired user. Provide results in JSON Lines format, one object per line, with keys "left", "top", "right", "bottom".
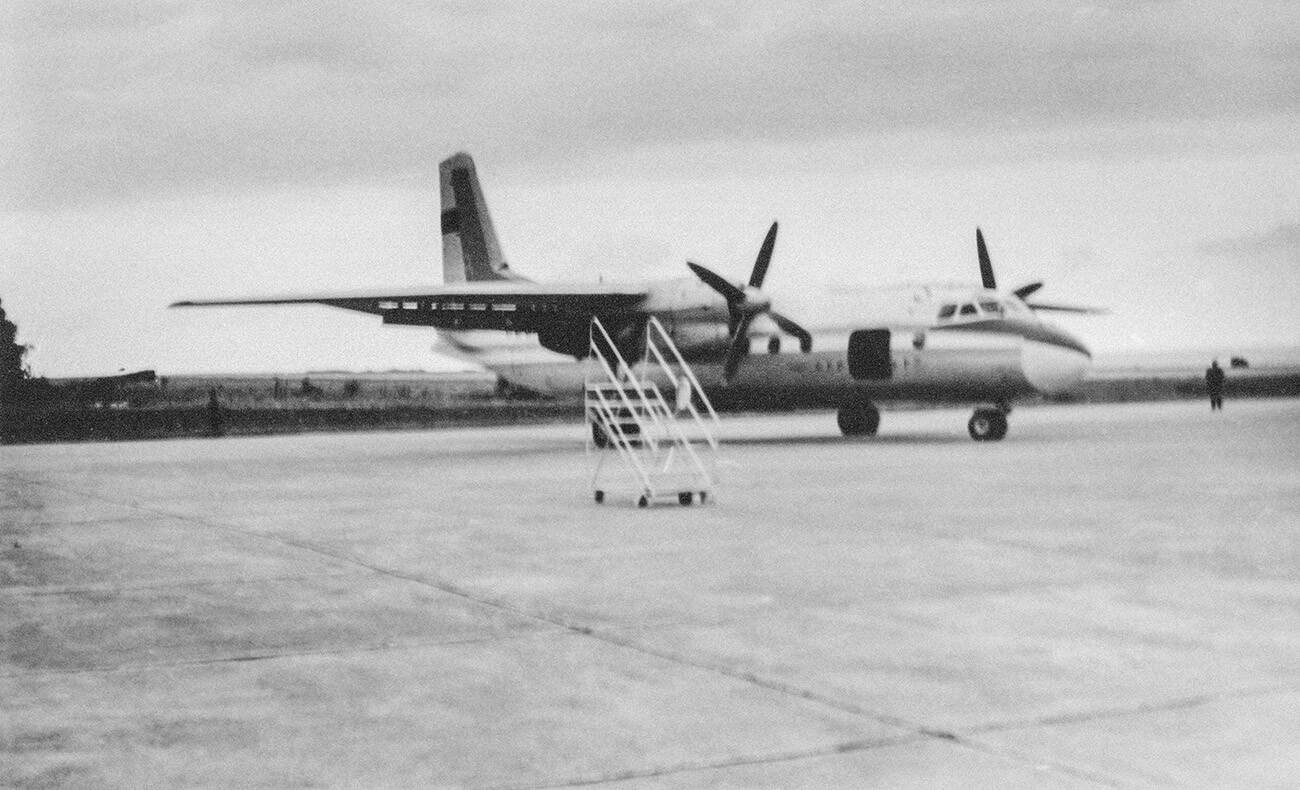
{"left": 848, "top": 329, "right": 892, "bottom": 380}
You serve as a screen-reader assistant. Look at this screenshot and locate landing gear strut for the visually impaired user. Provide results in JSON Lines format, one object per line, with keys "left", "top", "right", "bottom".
{"left": 837, "top": 402, "right": 880, "bottom": 437}
{"left": 967, "top": 407, "right": 1009, "bottom": 441}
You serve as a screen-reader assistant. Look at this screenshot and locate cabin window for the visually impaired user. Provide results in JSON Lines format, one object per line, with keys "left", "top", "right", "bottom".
{"left": 979, "top": 300, "right": 1001, "bottom": 315}
{"left": 490, "top": 303, "right": 517, "bottom": 312}
{"left": 469, "top": 303, "right": 487, "bottom": 311}
{"left": 959, "top": 303, "right": 978, "bottom": 317}
{"left": 937, "top": 304, "right": 957, "bottom": 320}
{"left": 378, "top": 301, "right": 398, "bottom": 310}
{"left": 444, "top": 303, "right": 464, "bottom": 311}
{"left": 402, "top": 301, "right": 418, "bottom": 310}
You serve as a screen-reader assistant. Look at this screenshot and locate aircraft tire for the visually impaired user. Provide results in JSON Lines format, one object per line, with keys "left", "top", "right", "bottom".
{"left": 968, "top": 408, "right": 1008, "bottom": 441}
{"left": 837, "top": 404, "right": 880, "bottom": 436}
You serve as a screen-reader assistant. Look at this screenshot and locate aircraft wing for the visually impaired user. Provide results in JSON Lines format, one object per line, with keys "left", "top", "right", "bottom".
{"left": 171, "top": 282, "right": 650, "bottom": 332}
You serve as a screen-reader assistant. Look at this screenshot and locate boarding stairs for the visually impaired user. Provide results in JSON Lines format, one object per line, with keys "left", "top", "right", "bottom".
{"left": 586, "top": 316, "right": 720, "bottom": 507}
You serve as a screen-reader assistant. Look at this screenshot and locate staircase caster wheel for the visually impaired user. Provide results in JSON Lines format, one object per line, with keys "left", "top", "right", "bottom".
{"left": 678, "top": 492, "right": 693, "bottom": 506}
{"left": 637, "top": 494, "right": 649, "bottom": 508}
{"left": 594, "top": 490, "right": 604, "bottom": 504}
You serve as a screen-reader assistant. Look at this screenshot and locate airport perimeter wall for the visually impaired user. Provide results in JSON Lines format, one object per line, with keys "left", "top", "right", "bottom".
{"left": 1050, "top": 367, "right": 1300, "bottom": 404}
{"left": 3, "top": 368, "right": 1297, "bottom": 445}
{"left": 0, "top": 402, "right": 581, "bottom": 444}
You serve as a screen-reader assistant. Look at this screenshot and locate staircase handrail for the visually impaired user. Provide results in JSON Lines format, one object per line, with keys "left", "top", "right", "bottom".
{"left": 589, "top": 318, "right": 661, "bottom": 452}
{"left": 586, "top": 384, "right": 655, "bottom": 483}
{"left": 644, "top": 317, "right": 720, "bottom": 449}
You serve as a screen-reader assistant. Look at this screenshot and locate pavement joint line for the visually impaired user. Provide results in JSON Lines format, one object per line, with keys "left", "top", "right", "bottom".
{"left": 965, "top": 680, "right": 1300, "bottom": 735}
{"left": 2, "top": 513, "right": 173, "bottom": 529}
{"left": 928, "top": 737, "right": 1132, "bottom": 790}
{"left": 0, "top": 629, "right": 559, "bottom": 681}
{"left": 901, "top": 682, "right": 1300, "bottom": 790}
{"left": 477, "top": 733, "right": 927, "bottom": 790}
{"left": 0, "top": 571, "right": 359, "bottom": 598}
{"left": 872, "top": 572, "right": 1147, "bottom": 609}
{"left": 893, "top": 523, "right": 1196, "bottom": 576}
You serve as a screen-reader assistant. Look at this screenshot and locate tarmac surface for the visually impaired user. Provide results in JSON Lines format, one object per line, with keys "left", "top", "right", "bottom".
{"left": 3, "top": 398, "right": 1299, "bottom": 788}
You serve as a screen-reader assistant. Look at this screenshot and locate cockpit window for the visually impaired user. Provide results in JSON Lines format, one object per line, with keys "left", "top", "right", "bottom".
{"left": 937, "top": 304, "right": 957, "bottom": 320}
{"left": 979, "top": 300, "right": 1001, "bottom": 315}
{"left": 959, "top": 303, "right": 978, "bottom": 317}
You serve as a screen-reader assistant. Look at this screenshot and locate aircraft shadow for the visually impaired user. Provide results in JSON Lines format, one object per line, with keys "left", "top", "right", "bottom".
{"left": 721, "top": 433, "right": 974, "bottom": 447}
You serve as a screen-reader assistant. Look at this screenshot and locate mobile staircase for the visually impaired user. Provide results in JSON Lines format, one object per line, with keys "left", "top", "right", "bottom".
{"left": 586, "top": 316, "right": 721, "bottom": 507}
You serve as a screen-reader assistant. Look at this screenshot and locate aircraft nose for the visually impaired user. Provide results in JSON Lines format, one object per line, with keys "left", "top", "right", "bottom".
{"left": 1021, "top": 326, "right": 1091, "bottom": 394}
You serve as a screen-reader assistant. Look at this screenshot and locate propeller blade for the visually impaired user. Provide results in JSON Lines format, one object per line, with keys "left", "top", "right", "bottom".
{"left": 976, "top": 227, "right": 996, "bottom": 291}
{"left": 1026, "top": 302, "right": 1109, "bottom": 315}
{"left": 770, "top": 311, "right": 813, "bottom": 352}
{"left": 1013, "top": 281, "right": 1044, "bottom": 300}
{"left": 722, "top": 314, "right": 754, "bottom": 381}
{"left": 748, "top": 221, "right": 778, "bottom": 289}
{"left": 687, "top": 262, "right": 745, "bottom": 304}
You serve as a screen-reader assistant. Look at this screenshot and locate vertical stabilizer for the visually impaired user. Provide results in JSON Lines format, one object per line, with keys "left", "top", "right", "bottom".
{"left": 439, "top": 153, "right": 518, "bottom": 283}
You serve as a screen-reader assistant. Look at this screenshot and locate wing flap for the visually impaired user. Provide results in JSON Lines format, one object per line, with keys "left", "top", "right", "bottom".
{"left": 171, "top": 284, "right": 649, "bottom": 331}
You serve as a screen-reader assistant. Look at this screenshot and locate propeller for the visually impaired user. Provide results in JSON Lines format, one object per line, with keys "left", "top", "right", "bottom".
{"left": 976, "top": 228, "right": 1107, "bottom": 315}
{"left": 976, "top": 228, "right": 996, "bottom": 291}
{"left": 687, "top": 221, "right": 812, "bottom": 381}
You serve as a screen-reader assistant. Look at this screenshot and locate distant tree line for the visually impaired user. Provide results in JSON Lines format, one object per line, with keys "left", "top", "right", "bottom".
{"left": 1, "top": 298, "right": 59, "bottom": 411}
{"left": 1, "top": 298, "right": 32, "bottom": 408}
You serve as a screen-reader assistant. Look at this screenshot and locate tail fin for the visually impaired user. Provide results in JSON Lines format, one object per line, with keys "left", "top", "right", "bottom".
{"left": 439, "top": 152, "right": 520, "bottom": 283}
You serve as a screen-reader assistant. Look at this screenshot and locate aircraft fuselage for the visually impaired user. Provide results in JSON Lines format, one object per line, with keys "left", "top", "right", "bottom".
{"left": 441, "top": 282, "right": 1090, "bottom": 409}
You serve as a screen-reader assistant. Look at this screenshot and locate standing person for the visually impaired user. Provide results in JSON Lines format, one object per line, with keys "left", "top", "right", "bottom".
{"left": 1205, "top": 359, "right": 1225, "bottom": 411}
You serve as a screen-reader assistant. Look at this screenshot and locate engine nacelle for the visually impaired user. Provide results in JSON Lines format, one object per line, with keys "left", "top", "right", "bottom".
{"left": 667, "top": 321, "right": 732, "bottom": 360}
{"left": 537, "top": 323, "right": 592, "bottom": 359}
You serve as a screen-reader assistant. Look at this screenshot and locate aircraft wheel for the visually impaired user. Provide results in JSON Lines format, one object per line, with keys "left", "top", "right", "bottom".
{"left": 837, "top": 403, "right": 880, "bottom": 436}
{"left": 679, "top": 492, "right": 693, "bottom": 506}
{"left": 968, "top": 408, "right": 1008, "bottom": 441}
{"left": 594, "top": 490, "right": 604, "bottom": 504}
{"left": 637, "top": 494, "right": 649, "bottom": 508}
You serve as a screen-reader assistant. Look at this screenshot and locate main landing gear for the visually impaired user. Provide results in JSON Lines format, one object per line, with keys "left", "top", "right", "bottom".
{"left": 967, "top": 406, "right": 1009, "bottom": 441}
{"left": 837, "top": 402, "right": 880, "bottom": 437}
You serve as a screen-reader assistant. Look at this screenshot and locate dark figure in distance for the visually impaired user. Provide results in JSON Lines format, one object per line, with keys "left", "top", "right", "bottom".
{"left": 1205, "top": 360, "right": 1225, "bottom": 412}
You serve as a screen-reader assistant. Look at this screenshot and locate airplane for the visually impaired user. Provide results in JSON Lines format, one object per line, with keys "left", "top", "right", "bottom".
{"left": 173, "top": 152, "right": 1102, "bottom": 441}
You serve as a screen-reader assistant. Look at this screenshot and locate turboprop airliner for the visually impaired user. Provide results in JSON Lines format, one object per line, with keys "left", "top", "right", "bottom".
{"left": 173, "top": 152, "right": 1101, "bottom": 441}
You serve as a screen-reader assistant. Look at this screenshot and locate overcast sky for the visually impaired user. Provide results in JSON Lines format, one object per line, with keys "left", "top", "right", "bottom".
{"left": 3, "top": 0, "right": 1299, "bottom": 375}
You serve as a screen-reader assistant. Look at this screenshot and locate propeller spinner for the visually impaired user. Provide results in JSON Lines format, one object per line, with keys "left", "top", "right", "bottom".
{"left": 688, "top": 221, "right": 812, "bottom": 381}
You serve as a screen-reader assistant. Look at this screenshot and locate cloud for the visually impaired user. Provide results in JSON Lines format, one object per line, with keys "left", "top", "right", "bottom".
{"left": 5, "top": 0, "right": 1300, "bottom": 208}
{"left": 1198, "top": 223, "right": 1300, "bottom": 257}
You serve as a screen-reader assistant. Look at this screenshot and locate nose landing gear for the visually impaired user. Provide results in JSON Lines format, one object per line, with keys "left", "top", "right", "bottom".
{"left": 968, "top": 406, "right": 1009, "bottom": 441}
